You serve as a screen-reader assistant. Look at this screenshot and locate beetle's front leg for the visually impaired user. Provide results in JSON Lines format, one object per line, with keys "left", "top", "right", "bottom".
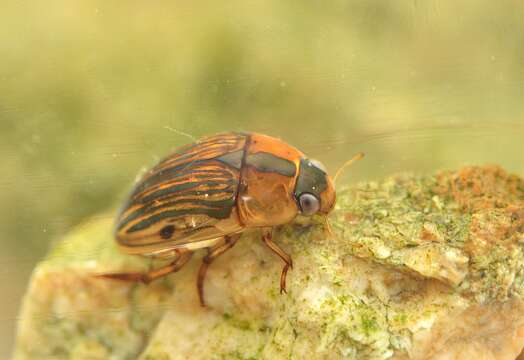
{"left": 261, "top": 227, "right": 293, "bottom": 294}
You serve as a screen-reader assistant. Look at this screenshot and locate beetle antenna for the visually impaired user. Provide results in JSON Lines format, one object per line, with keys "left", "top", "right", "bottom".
{"left": 324, "top": 217, "right": 333, "bottom": 237}
{"left": 163, "top": 126, "right": 197, "bottom": 142}
{"left": 333, "top": 152, "right": 364, "bottom": 185}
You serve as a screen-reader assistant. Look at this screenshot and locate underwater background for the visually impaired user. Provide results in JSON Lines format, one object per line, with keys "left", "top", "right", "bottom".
{"left": 2, "top": 1, "right": 524, "bottom": 357}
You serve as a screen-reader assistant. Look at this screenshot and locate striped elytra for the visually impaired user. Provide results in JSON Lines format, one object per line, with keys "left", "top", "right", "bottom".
{"left": 103, "top": 132, "right": 336, "bottom": 306}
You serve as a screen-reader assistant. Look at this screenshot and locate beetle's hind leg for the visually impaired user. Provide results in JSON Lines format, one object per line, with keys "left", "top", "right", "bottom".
{"left": 261, "top": 228, "right": 293, "bottom": 295}
{"left": 197, "top": 234, "right": 240, "bottom": 307}
{"left": 96, "top": 250, "right": 192, "bottom": 284}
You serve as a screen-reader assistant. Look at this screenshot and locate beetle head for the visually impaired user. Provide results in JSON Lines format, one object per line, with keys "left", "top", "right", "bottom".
{"left": 293, "top": 158, "right": 336, "bottom": 217}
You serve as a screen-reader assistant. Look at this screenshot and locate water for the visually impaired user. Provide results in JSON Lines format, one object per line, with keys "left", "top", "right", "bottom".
{"left": 1, "top": 1, "right": 524, "bottom": 357}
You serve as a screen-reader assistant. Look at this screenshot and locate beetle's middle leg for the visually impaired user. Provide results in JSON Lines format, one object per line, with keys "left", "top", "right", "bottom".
{"left": 96, "top": 250, "right": 192, "bottom": 284}
{"left": 261, "top": 227, "right": 293, "bottom": 294}
{"left": 197, "top": 234, "right": 240, "bottom": 307}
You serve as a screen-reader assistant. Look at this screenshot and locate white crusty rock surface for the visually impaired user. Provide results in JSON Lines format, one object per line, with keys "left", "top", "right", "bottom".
{"left": 13, "top": 166, "right": 524, "bottom": 359}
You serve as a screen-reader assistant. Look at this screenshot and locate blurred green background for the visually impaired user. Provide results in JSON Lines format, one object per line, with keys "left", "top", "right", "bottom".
{"left": 2, "top": 0, "right": 524, "bottom": 357}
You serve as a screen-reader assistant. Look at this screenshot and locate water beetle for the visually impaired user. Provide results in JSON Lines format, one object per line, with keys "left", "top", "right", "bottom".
{"left": 101, "top": 132, "right": 341, "bottom": 306}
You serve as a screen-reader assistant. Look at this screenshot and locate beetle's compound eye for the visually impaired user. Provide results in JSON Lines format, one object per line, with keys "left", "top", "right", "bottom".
{"left": 298, "top": 193, "right": 320, "bottom": 216}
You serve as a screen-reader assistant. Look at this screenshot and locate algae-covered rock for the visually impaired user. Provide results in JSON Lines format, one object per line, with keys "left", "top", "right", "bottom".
{"left": 13, "top": 166, "right": 524, "bottom": 359}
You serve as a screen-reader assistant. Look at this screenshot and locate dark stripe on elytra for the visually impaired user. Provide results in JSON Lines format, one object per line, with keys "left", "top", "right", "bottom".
{"left": 139, "top": 187, "right": 235, "bottom": 207}
{"left": 147, "top": 162, "right": 233, "bottom": 185}
{"left": 125, "top": 203, "right": 234, "bottom": 233}
{"left": 133, "top": 171, "right": 235, "bottom": 200}
{"left": 245, "top": 152, "right": 296, "bottom": 177}
{"left": 136, "top": 180, "right": 235, "bottom": 204}
{"left": 131, "top": 163, "right": 234, "bottom": 197}
{"left": 119, "top": 197, "right": 235, "bottom": 231}
{"left": 143, "top": 196, "right": 235, "bottom": 216}
{"left": 134, "top": 173, "right": 235, "bottom": 199}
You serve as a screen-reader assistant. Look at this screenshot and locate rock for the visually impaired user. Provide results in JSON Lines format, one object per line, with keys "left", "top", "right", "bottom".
{"left": 13, "top": 166, "right": 524, "bottom": 359}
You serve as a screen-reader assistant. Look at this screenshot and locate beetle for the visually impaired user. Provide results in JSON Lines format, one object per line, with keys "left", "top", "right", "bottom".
{"left": 100, "top": 132, "right": 338, "bottom": 306}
